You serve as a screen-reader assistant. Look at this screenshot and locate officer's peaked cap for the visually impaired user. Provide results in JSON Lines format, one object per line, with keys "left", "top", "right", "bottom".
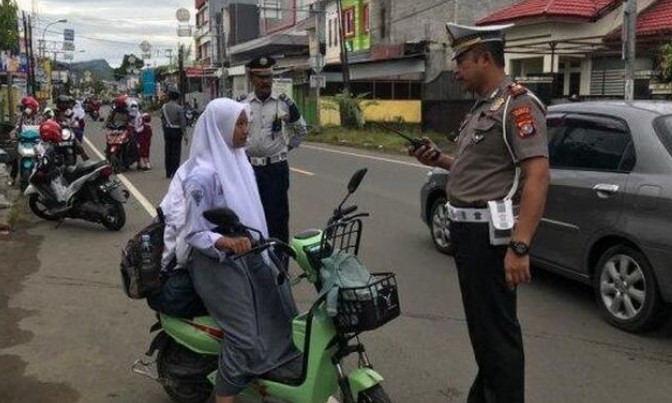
{"left": 246, "top": 56, "right": 276, "bottom": 75}
{"left": 446, "top": 22, "right": 514, "bottom": 60}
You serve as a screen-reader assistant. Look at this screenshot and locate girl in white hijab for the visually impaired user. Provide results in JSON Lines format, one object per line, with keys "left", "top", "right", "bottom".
{"left": 182, "top": 98, "right": 300, "bottom": 402}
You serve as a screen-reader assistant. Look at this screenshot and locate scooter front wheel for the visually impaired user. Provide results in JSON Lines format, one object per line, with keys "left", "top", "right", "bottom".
{"left": 28, "top": 194, "right": 61, "bottom": 221}
{"left": 101, "top": 201, "right": 126, "bottom": 231}
{"left": 357, "top": 385, "right": 392, "bottom": 403}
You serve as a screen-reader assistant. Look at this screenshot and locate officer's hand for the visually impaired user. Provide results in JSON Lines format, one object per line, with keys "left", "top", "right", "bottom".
{"left": 504, "top": 249, "right": 532, "bottom": 290}
{"left": 410, "top": 137, "right": 439, "bottom": 166}
{"left": 216, "top": 236, "right": 252, "bottom": 255}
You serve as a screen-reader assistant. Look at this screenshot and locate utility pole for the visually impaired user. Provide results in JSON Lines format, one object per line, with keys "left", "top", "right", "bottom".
{"left": 22, "top": 12, "right": 32, "bottom": 96}
{"left": 336, "top": 0, "right": 351, "bottom": 93}
{"left": 178, "top": 44, "right": 186, "bottom": 105}
{"left": 27, "top": 15, "right": 36, "bottom": 96}
{"left": 623, "top": 0, "right": 637, "bottom": 100}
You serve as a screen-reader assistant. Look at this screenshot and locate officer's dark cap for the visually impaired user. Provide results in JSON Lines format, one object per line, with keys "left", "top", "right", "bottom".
{"left": 446, "top": 22, "right": 513, "bottom": 60}
{"left": 246, "top": 56, "right": 276, "bottom": 76}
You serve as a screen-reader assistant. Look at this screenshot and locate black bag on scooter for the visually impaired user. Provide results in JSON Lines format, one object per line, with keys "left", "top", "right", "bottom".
{"left": 120, "top": 208, "right": 166, "bottom": 299}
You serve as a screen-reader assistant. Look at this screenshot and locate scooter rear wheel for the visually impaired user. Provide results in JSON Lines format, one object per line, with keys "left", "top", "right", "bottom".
{"left": 157, "top": 338, "right": 214, "bottom": 403}
{"left": 357, "top": 385, "right": 392, "bottom": 403}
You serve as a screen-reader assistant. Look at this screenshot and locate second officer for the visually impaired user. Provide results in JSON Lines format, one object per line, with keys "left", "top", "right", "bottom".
{"left": 238, "top": 56, "right": 307, "bottom": 243}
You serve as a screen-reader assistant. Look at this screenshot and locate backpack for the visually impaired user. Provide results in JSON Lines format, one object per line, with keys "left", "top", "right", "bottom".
{"left": 120, "top": 208, "right": 166, "bottom": 299}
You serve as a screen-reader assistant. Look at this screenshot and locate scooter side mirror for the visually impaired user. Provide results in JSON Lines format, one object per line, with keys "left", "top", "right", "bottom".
{"left": 347, "top": 168, "right": 368, "bottom": 194}
{"left": 203, "top": 207, "right": 241, "bottom": 230}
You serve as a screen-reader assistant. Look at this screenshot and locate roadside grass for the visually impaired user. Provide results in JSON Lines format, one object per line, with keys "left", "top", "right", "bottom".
{"left": 307, "top": 124, "right": 457, "bottom": 156}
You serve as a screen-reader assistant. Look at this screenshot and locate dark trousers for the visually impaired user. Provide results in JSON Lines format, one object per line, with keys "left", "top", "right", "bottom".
{"left": 163, "top": 127, "right": 182, "bottom": 178}
{"left": 253, "top": 160, "right": 290, "bottom": 243}
{"left": 450, "top": 221, "right": 525, "bottom": 403}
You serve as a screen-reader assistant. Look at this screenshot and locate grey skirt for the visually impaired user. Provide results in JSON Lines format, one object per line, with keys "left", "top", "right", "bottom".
{"left": 188, "top": 250, "right": 300, "bottom": 396}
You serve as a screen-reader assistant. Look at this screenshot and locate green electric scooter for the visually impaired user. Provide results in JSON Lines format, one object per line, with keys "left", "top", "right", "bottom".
{"left": 132, "top": 168, "right": 400, "bottom": 403}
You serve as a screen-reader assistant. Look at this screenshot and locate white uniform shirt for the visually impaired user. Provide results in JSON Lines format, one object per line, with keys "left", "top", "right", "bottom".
{"left": 239, "top": 91, "right": 307, "bottom": 158}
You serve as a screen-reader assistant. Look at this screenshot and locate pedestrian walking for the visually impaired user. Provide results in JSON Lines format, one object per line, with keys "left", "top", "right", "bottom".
{"left": 410, "top": 23, "right": 550, "bottom": 403}
{"left": 138, "top": 113, "right": 153, "bottom": 171}
{"left": 237, "top": 56, "right": 307, "bottom": 243}
{"left": 161, "top": 88, "right": 187, "bottom": 179}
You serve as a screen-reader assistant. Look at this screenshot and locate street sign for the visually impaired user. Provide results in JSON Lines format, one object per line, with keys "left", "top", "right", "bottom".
{"left": 142, "top": 69, "right": 156, "bottom": 97}
{"left": 140, "top": 40, "right": 152, "bottom": 53}
{"left": 176, "top": 8, "right": 190, "bottom": 22}
{"left": 310, "top": 74, "right": 326, "bottom": 89}
{"left": 64, "top": 29, "right": 75, "bottom": 42}
{"left": 62, "top": 42, "right": 75, "bottom": 51}
{"left": 177, "top": 26, "right": 192, "bottom": 37}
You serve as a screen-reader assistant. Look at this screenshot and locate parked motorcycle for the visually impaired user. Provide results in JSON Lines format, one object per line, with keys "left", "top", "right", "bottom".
{"left": 105, "top": 123, "right": 139, "bottom": 172}
{"left": 16, "top": 125, "right": 40, "bottom": 191}
{"left": 132, "top": 168, "right": 398, "bottom": 403}
{"left": 24, "top": 143, "right": 130, "bottom": 231}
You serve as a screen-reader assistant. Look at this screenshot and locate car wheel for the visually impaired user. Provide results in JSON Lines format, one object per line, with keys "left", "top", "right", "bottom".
{"left": 430, "top": 197, "right": 454, "bottom": 255}
{"left": 594, "top": 244, "right": 669, "bottom": 332}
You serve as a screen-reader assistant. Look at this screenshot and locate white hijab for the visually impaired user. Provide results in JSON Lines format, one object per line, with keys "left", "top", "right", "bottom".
{"left": 184, "top": 98, "right": 268, "bottom": 238}
{"left": 73, "top": 101, "right": 86, "bottom": 120}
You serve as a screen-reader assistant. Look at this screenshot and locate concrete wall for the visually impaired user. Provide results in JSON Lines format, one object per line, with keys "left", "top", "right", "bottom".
{"left": 370, "top": 0, "right": 518, "bottom": 45}
{"left": 320, "top": 98, "right": 422, "bottom": 126}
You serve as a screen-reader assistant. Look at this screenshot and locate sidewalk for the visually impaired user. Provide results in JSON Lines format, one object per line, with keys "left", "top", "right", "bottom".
{"left": 0, "top": 173, "right": 21, "bottom": 237}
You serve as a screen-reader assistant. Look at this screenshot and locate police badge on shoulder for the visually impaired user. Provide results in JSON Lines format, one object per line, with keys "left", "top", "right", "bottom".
{"left": 487, "top": 200, "right": 515, "bottom": 246}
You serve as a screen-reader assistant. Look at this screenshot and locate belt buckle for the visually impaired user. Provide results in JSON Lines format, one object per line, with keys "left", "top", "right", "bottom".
{"left": 250, "top": 157, "right": 267, "bottom": 166}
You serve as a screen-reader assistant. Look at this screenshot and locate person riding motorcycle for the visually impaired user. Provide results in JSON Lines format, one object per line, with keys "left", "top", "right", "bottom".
{"left": 8, "top": 96, "right": 41, "bottom": 185}
{"left": 54, "top": 94, "right": 89, "bottom": 162}
{"left": 37, "top": 120, "right": 69, "bottom": 210}
{"left": 105, "top": 94, "right": 134, "bottom": 129}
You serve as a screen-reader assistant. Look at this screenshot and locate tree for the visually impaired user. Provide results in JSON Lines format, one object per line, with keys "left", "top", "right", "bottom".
{"left": 0, "top": 0, "right": 19, "bottom": 51}
{"left": 658, "top": 42, "right": 672, "bottom": 83}
{"left": 113, "top": 54, "right": 145, "bottom": 81}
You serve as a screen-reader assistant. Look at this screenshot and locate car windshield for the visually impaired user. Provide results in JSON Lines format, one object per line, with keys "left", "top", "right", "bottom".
{"left": 654, "top": 115, "right": 672, "bottom": 157}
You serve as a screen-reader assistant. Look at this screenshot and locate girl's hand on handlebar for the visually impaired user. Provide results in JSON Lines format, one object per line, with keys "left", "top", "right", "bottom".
{"left": 215, "top": 236, "right": 252, "bottom": 255}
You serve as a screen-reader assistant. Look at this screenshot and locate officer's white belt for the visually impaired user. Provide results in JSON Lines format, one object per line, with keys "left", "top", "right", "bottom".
{"left": 446, "top": 203, "right": 490, "bottom": 223}
{"left": 248, "top": 151, "right": 288, "bottom": 167}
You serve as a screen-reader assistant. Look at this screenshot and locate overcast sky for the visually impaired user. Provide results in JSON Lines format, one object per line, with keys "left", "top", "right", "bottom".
{"left": 16, "top": 0, "right": 195, "bottom": 67}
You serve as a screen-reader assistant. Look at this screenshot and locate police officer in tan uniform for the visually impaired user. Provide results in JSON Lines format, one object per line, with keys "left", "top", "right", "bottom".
{"left": 411, "top": 23, "right": 550, "bottom": 403}
{"left": 238, "top": 56, "right": 307, "bottom": 244}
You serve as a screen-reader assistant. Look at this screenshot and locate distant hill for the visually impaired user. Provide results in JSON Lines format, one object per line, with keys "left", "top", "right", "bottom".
{"left": 66, "top": 59, "right": 115, "bottom": 82}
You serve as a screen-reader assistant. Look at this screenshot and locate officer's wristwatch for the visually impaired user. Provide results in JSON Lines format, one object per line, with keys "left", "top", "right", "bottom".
{"left": 508, "top": 240, "right": 530, "bottom": 257}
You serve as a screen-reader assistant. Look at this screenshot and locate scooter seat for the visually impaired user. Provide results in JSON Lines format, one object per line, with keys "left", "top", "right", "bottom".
{"left": 65, "top": 160, "right": 107, "bottom": 181}
{"left": 259, "top": 354, "right": 304, "bottom": 386}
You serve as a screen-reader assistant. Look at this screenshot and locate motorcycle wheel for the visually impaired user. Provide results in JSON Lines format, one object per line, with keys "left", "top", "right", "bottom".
{"left": 19, "top": 168, "right": 31, "bottom": 192}
{"left": 28, "top": 194, "right": 61, "bottom": 221}
{"left": 101, "top": 202, "right": 126, "bottom": 231}
{"left": 109, "top": 154, "right": 122, "bottom": 173}
{"left": 157, "top": 338, "right": 214, "bottom": 403}
{"left": 357, "top": 385, "right": 392, "bottom": 403}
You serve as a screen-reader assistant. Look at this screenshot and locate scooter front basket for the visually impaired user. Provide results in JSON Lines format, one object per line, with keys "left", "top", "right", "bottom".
{"left": 334, "top": 273, "right": 400, "bottom": 334}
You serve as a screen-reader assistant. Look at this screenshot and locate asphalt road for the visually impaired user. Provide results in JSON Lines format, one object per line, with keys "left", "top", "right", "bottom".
{"left": 2, "top": 112, "right": 672, "bottom": 403}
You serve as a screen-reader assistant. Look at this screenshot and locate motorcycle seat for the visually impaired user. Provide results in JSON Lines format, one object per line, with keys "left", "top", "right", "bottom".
{"left": 65, "top": 160, "right": 107, "bottom": 181}
{"left": 259, "top": 354, "right": 304, "bottom": 386}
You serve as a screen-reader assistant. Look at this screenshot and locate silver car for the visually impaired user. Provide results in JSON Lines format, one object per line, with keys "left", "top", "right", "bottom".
{"left": 420, "top": 101, "right": 672, "bottom": 332}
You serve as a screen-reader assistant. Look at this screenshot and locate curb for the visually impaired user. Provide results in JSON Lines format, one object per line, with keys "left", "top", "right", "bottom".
{"left": 0, "top": 186, "right": 21, "bottom": 237}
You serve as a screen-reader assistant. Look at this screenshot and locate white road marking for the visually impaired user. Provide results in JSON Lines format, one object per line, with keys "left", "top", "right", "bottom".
{"left": 302, "top": 144, "right": 427, "bottom": 168}
{"left": 290, "top": 167, "right": 315, "bottom": 176}
{"left": 83, "top": 137, "right": 157, "bottom": 218}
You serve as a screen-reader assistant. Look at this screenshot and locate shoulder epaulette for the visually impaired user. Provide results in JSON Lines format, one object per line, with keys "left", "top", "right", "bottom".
{"left": 508, "top": 82, "right": 528, "bottom": 98}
